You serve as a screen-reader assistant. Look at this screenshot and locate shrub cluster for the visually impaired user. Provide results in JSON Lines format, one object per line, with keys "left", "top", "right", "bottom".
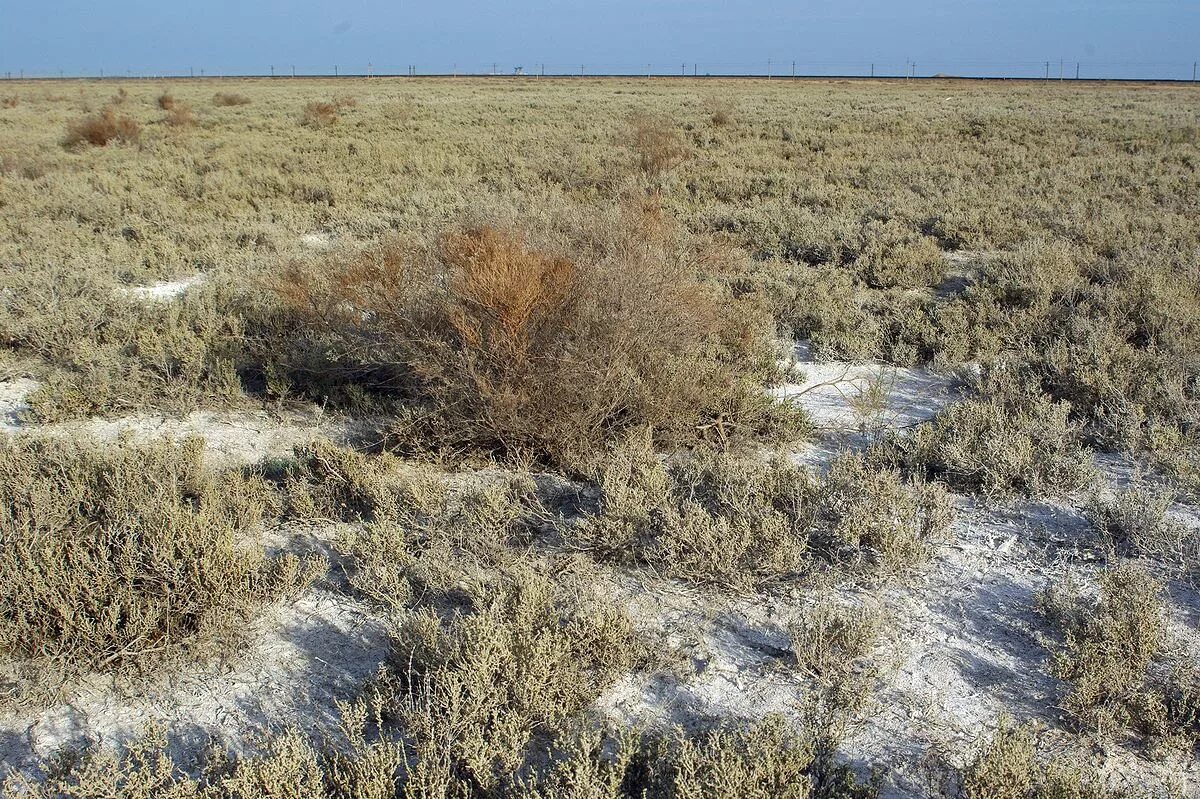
{"left": 1037, "top": 566, "right": 1200, "bottom": 750}
{"left": 0, "top": 436, "right": 320, "bottom": 688}
{"left": 568, "top": 435, "right": 952, "bottom": 587}
{"left": 62, "top": 107, "right": 141, "bottom": 147}
{"left": 873, "top": 366, "right": 1096, "bottom": 498}
{"left": 263, "top": 208, "right": 797, "bottom": 465}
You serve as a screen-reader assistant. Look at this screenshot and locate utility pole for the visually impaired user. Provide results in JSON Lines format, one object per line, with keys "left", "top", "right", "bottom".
{"left": 1194, "top": 61, "right": 1197, "bottom": 82}
{"left": 767, "top": 58, "right": 772, "bottom": 79}
{"left": 694, "top": 63, "right": 697, "bottom": 76}
{"left": 367, "top": 62, "right": 372, "bottom": 78}
{"left": 1075, "top": 62, "right": 1080, "bottom": 80}
{"left": 190, "top": 66, "right": 194, "bottom": 78}
{"left": 870, "top": 63, "right": 875, "bottom": 78}
{"left": 1059, "top": 59, "right": 1063, "bottom": 80}
{"left": 492, "top": 62, "right": 497, "bottom": 76}
{"left": 1045, "top": 61, "right": 1050, "bottom": 79}
{"left": 270, "top": 65, "right": 274, "bottom": 77}
{"left": 647, "top": 63, "right": 651, "bottom": 79}
{"left": 581, "top": 64, "right": 585, "bottom": 77}
{"left": 334, "top": 65, "right": 338, "bottom": 77}
{"left": 291, "top": 65, "right": 295, "bottom": 78}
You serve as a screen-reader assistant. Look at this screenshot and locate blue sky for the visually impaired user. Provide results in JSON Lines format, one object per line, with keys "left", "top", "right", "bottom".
{"left": 2, "top": 1, "right": 1198, "bottom": 79}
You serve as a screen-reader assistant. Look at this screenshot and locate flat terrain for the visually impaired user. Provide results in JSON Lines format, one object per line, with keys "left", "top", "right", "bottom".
{"left": 0, "top": 78, "right": 1198, "bottom": 797}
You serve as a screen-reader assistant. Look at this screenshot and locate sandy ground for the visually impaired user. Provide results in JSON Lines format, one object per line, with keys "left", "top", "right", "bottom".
{"left": 0, "top": 342, "right": 1197, "bottom": 794}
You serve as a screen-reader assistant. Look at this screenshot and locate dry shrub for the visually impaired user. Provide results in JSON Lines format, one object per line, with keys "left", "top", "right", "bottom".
{"left": 165, "top": 103, "right": 194, "bottom": 128}
{"left": 110, "top": 86, "right": 128, "bottom": 104}
{"left": 875, "top": 366, "right": 1096, "bottom": 498}
{"left": 213, "top": 91, "right": 251, "bottom": 106}
{"left": 627, "top": 111, "right": 690, "bottom": 177}
{"left": 266, "top": 211, "right": 794, "bottom": 464}
{"left": 1, "top": 96, "right": 17, "bottom": 109}
{"left": 1087, "top": 484, "right": 1199, "bottom": 570}
{"left": 62, "top": 107, "right": 141, "bottom": 147}
{"left": 8, "top": 706, "right": 875, "bottom": 799}
{"left": 708, "top": 100, "right": 735, "bottom": 127}
{"left": 961, "top": 721, "right": 1110, "bottom": 799}
{"left": 568, "top": 435, "right": 951, "bottom": 587}
{"left": 384, "top": 567, "right": 639, "bottom": 794}
{"left": 0, "top": 436, "right": 321, "bottom": 689}
{"left": 156, "top": 90, "right": 175, "bottom": 110}
{"left": 854, "top": 218, "right": 946, "bottom": 289}
{"left": 1037, "top": 565, "right": 1200, "bottom": 748}
{"left": 301, "top": 100, "right": 339, "bottom": 127}
{"left": 791, "top": 601, "right": 884, "bottom": 715}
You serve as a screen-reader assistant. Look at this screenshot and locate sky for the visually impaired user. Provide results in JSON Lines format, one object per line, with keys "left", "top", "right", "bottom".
{"left": 2, "top": 1, "right": 1198, "bottom": 80}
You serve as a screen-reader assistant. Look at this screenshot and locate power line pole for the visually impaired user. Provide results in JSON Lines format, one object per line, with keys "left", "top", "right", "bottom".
{"left": 1194, "top": 61, "right": 1197, "bottom": 82}
{"left": 767, "top": 58, "right": 772, "bottom": 79}
{"left": 367, "top": 62, "right": 372, "bottom": 78}
{"left": 1075, "top": 62, "right": 1080, "bottom": 80}
{"left": 1059, "top": 59, "right": 1063, "bottom": 80}
{"left": 1045, "top": 61, "right": 1050, "bottom": 79}
{"left": 270, "top": 65, "right": 274, "bottom": 77}
{"left": 334, "top": 65, "right": 338, "bottom": 77}
{"left": 791, "top": 60, "right": 795, "bottom": 79}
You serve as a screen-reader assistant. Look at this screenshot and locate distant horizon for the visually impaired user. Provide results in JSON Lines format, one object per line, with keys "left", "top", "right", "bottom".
{"left": 3, "top": 1, "right": 1198, "bottom": 82}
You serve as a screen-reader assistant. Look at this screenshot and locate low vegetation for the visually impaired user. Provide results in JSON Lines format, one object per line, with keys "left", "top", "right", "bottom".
{"left": 0, "top": 436, "right": 320, "bottom": 694}
{"left": 1088, "top": 485, "right": 1200, "bottom": 571}
{"left": 960, "top": 721, "right": 1113, "bottom": 799}
{"left": 62, "top": 107, "right": 141, "bottom": 147}
{"left": 873, "top": 367, "right": 1096, "bottom": 498}
{"left": 1037, "top": 566, "right": 1199, "bottom": 751}
{"left": 569, "top": 435, "right": 951, "bottom": 586}
{"left": 213, "top": 91, "right": 251, "bottom": 106}
{"left": 265, "top": 208, "right": 797, "bottom": 465}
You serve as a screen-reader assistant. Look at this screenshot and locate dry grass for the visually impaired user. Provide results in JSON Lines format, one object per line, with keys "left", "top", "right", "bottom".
{"left": 213, "top": 91, "right": 251, "bottom": 106}
{"left": 0, "top": 435, "right": 321, "bottom": 694}
{"left": 62, "top": 107, "right": 141, "bottom": 147}
{"left": 1, "top": 96, "right": 18, "bottom": 109}
{"left": 156, "top": 90, "right": 175, "bottom": 110}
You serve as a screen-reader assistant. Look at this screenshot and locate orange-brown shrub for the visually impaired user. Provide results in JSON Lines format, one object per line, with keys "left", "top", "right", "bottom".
{"left": 156, "top": 90, "right": 175, "bottom": 110}
{"left": 264, "top": 210, "right": 793, "bottom": 463}
{"left": 627, "top": 111, "right": 690, "bottom": 177}
{"left": 213, "top": 92, "right": 251, "bottom": 106}
{"left": 301, "top": 100, "right": 339, "bottom": 127}
{"left": 63, "top": 108, "right": 141, "bottom": 147}
{"left": 165, "top": 103, "right": 194, "bottom": 128}
{"left": 1, "top": 96, "right": 17, "bottom": 109}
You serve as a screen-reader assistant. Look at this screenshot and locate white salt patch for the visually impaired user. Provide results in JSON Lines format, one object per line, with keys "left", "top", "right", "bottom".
{"left": 0, "top": 377, "right": 39, "bottom": 431}
{"left": 123, "top": 274, "right": 206, "bottom": 301}
{"left": 300, "top": 232, "right": 333, "bottom": 251}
